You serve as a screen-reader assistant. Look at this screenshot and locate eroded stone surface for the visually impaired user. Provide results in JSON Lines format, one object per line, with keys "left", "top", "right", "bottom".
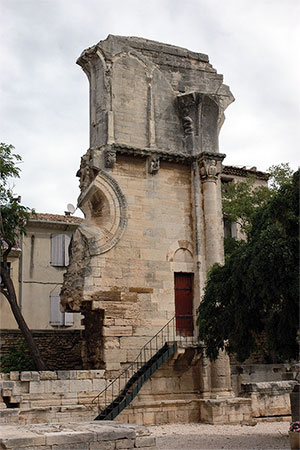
{"left": 0, "top": 421, "right": 155, "bottom": 450}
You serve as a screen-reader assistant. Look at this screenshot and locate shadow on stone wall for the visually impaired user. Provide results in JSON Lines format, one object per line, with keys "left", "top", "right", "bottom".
{"left": 0, "top": 330, "right": 83, "bottom": 371}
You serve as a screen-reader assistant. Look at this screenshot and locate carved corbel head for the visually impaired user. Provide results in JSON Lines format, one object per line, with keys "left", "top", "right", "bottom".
{"left": 77, "top": 154, "right": 96, "bottom": 192}
{"left": 148, "top": 155, "right": 160, "bottom": 174}
{"left": 104, "top": 147, "right": 116, "bottom": 168}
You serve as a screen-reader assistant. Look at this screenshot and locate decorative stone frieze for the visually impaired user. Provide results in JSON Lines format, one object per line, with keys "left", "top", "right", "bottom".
{"left": 113, "top": 143, "right": 189, "bottom": 163}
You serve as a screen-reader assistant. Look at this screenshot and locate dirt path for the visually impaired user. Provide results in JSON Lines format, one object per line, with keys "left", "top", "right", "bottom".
{"left": 149, "top": 421, "right": 290, "bottom": 450}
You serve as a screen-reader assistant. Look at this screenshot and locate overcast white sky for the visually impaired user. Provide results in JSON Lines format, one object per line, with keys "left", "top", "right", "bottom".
{"left": 1, "top": 0, "right": 299, "bottom": 215}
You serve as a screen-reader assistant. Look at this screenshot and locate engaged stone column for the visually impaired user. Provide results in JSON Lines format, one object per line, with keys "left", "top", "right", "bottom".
{"left": 200, "top": 153, "right": 232, "bottom": 397}
{"left": 200, "top": 154, "right": 225, "bottom": 267}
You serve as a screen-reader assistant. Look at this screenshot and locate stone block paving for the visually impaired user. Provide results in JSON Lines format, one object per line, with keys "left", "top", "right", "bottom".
{"left": 0, "top": 421, "right": 157, "bottom": 450}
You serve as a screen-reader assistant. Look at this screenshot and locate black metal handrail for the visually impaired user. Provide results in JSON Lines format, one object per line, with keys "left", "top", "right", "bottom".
{"left": 92, "top": 314, "right": 197, "bottom": 411}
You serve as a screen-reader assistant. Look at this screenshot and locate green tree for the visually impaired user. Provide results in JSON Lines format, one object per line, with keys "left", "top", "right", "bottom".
{"left": 222, "top": 163, "right": 294, "bottom": 235}
{"left": 197, "top": 169, "right": 299, "bottom": 362}
{"left": 0, "top": 143, "right": 47, "bottom": 371}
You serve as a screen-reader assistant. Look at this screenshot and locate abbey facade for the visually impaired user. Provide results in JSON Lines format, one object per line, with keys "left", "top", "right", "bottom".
{"left": 60, "top": 36, "right": 265, "bottom": 406}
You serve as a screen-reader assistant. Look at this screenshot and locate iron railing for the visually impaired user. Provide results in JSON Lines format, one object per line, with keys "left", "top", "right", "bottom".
{"left": 92, "top": 314, "right": 197, "bottom": 412}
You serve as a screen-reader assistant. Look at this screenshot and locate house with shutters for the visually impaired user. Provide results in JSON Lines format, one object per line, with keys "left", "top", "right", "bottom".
{"left": 0, "top": 213, "right": 84, "bottom": 370}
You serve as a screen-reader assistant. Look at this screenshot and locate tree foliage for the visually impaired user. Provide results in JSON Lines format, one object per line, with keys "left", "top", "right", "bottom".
{"left": 222, "top": 163, "right": 294, "bottom": 235}
{"left": 0, "top": 143, "right": 47, "bottom": 371}
{"left": 1, "top": 339, "right": 35, "bottom": 373}
{"left": 197, "top": 168, "right": 299, "bottom": 363}
{"left": 0, "top": 143, "right": 33, "bottom": 249}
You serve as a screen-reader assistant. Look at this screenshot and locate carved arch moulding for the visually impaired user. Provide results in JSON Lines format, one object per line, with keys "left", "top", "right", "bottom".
{"left": 78, "top": 169, "right": 128, "bottom": 255}
{"left": 167, "top": 240, "right": 194, "bottom": 262}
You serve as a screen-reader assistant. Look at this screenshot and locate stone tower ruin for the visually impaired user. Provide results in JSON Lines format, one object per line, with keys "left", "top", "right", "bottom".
{"left": 61, "top": 35, "right": 234, "bottom": 398}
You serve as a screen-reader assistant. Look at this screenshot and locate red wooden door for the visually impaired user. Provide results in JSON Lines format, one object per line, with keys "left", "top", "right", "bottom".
{"left": 174, "top": 273, "right": 194, "bottom": 336}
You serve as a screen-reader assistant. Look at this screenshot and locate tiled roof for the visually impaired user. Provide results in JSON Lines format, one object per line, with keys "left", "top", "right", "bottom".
{"left": 29, "top": 213, "right": 83, "bottom": 224}
{"left": 223, "top": 165, "right": 269, "bottom": 180}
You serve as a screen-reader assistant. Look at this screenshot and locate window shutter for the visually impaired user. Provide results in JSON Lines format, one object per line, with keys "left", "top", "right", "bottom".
{"left": 231, "top": 222, "right": 237, "bottom": 239}
{"left": 64, "top": 234, "right": 71, "bottom": 266}
{"left": 223, "top": 218, "right": 231, "bottom": 239}
{"left": 51, "top": 234, "right": 71, "bottom": 266}
{"left": 51, "top": 234, "right": 65, "bottom": 266}
{"left": 64, "top": 311, "right": 74, "bottom": 326}
{"left": 50, "top": 292, "right": 63, "bottom": 325}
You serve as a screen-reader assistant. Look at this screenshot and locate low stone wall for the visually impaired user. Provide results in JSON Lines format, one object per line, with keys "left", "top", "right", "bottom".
{"left": 241, "top": 381, "right": 296, "bottom": 419}
{"left": 118, "top": 397, "right": 253, "bottom": 426}
{"left": 0, "top": 355, "right": 253, "bottom": 426}
{"left": 231, "top": 363, "right": 295, "bottom": 396}
{"left": 1, "top": 359, "right": 291, "bottom": 427}
{"left": 0, "top": 350, "right": 207, "bottom": 426}
{"left": 0, "top": 330, "right": 83, "bottom": 370}
{"left": 118, "top": 398, "right": 201, "bottom": 426}
{"left": 0, "top": 370, "right": 104, "bottom": 424}
{"left": 0, "top": 421, "right": 157, "bottom": 450}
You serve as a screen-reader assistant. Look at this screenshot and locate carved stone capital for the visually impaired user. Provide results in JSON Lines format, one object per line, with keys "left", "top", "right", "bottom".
{"left": 199, "top": 153, "right": 224, "bottom": 182}
{"left": 104, "top": 147, "right": 116, "bottom": 168}
{"left": 147, "top": 155, "right": 160, "bottom": 174}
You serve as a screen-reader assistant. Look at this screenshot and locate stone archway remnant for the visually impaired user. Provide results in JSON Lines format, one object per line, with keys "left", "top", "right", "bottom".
{"left": 61, "top": 36, "right": 234, "bottom": 405}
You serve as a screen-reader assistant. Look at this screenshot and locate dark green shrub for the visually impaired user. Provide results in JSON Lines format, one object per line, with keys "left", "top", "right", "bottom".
{"left": 0, "top": 339, "right": 36, "bottom": 373}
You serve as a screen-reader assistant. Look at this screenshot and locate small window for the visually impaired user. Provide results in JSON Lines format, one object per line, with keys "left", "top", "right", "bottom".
{"left": 50, "top": 292, "right": 74, "bottom": 327}
{"left": 224, "top": 218, "right": 237, "bottom": 239}
{"left": 50, "top": 234, "right": 71, "bottom": 267}
{"left": 221, "top": 177, "right": 233, "bottom": 194}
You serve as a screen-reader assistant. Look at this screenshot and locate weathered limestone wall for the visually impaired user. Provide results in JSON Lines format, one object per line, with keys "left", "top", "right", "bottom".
{"left": 117, "top": 347, "right": 252, "bottom": 426}
{"left": 81, "top": 35, "right": 233, "bottom": 153}
{"left": 100, "top": 157, "right": 194, "bottom": 372}
{"left": 231, "top": 363, "right": 296, "bottom": 396}
{"left": 63, "top": 156, "right": 195, "bottom": 373}
{"left": 0, "top": 355, "right": 208, "bottom": 426}
{"left": 1, "top": 366, "right": 293, "bottom": 426}
{"left": 0, "top": 370, "right": 103, "bottom": 425}
{"left": 0, "top": 356, "right": 252, "bottom": 427}
{"left": 241, "top": 381, "right": 296, "bottom": 419}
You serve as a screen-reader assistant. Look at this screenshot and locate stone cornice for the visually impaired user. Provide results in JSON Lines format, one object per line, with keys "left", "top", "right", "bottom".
{"left": 92, "top": 144, "right": 226, "bottom": 166}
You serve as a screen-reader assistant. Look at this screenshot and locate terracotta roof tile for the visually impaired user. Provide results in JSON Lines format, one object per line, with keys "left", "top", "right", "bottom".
{"left": 29, "top": 213, "right": 83, "bottom": 224}
{"left": 223, "top": 165, "right": 269, "bottom": 180}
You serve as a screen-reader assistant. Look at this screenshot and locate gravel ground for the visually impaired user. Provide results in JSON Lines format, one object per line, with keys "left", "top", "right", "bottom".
{"left": 149, "top": 421, "right": 290, "bottom": 450}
